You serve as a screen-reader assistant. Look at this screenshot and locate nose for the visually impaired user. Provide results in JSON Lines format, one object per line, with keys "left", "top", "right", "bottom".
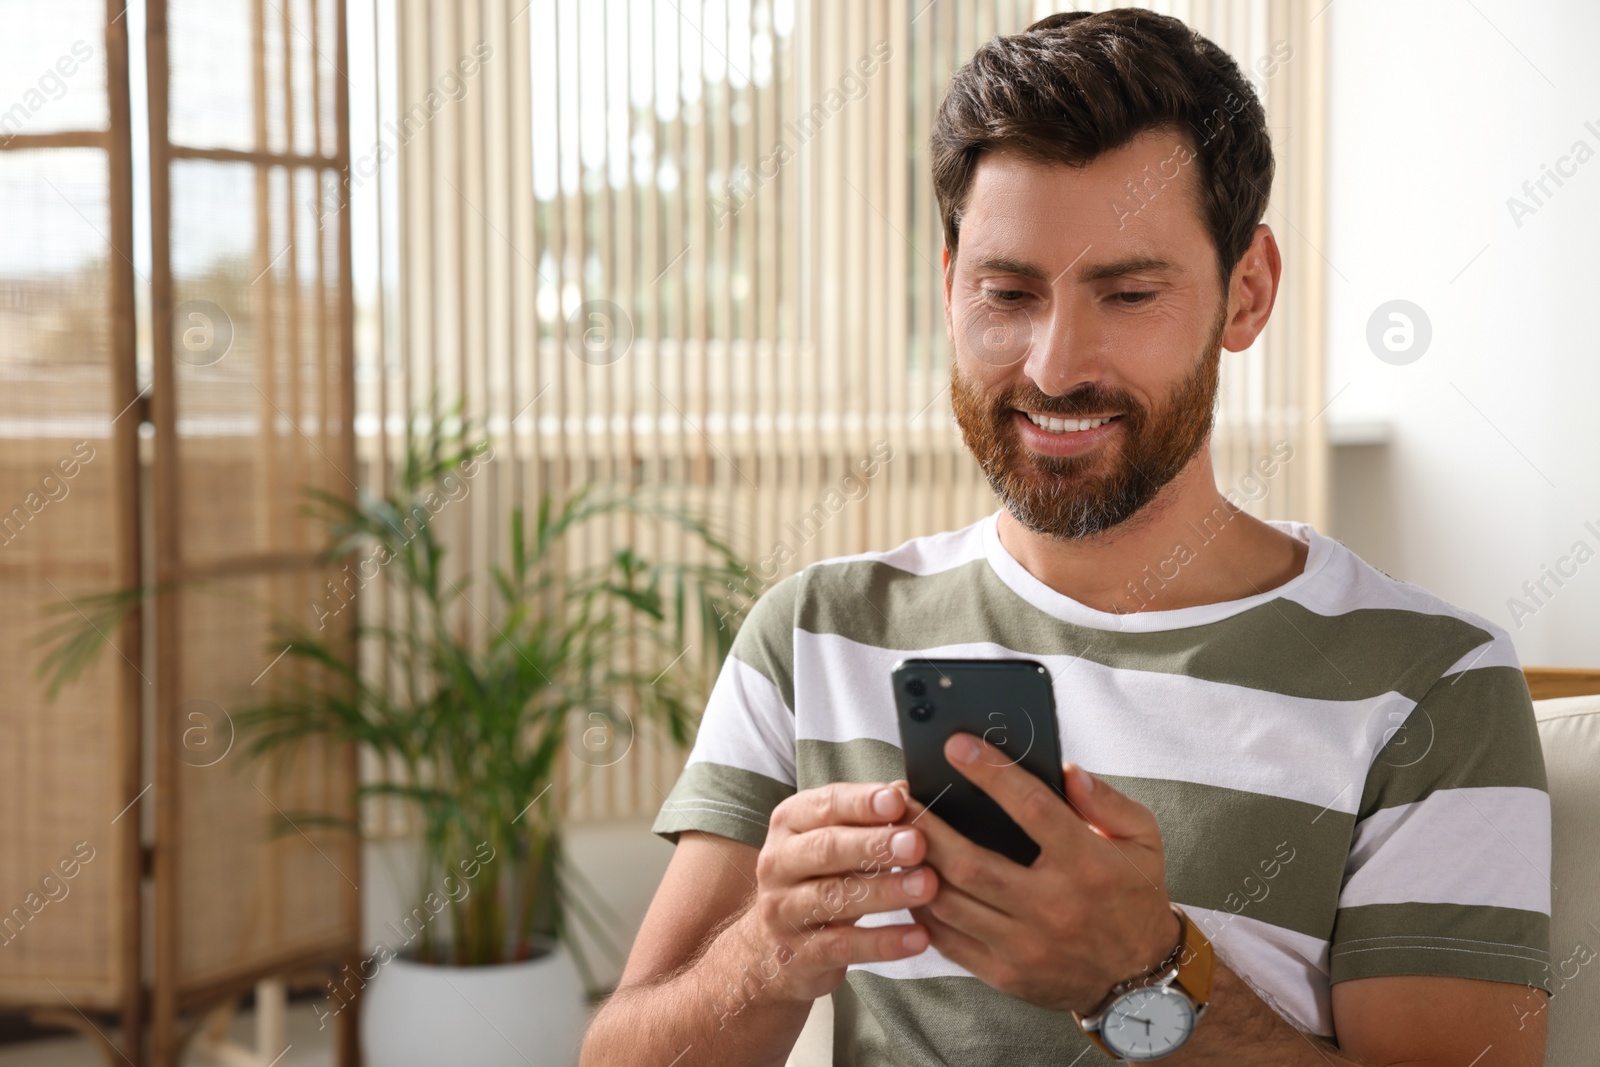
{"left": 1022, "top": 297, "right": 1105, "bottom": 397}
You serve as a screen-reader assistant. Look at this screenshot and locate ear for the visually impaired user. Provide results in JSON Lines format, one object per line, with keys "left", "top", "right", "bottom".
{"left": 1220, "top": 223, "right": 1281, "bottom": 353}
{"left": 941, "top": 246, "right": 955, "bottom": 342}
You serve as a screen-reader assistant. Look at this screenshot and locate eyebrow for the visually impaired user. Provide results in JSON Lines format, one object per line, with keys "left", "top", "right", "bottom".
{"left": 1080, "top": 255, "right": 1186, "bottom": 282}
{"left": 972, "top": 256, "right": 1048, "bottom": 280}
{"left": 970, "top": 254, "right": 1185, "bottom": 283}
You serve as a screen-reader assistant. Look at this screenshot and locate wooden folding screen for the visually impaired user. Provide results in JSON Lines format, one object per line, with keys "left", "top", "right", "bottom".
{"left": 146, "top": 0, "right": 358, "bottom": 1062}
{"left": 0, "top": 0, "right": 143, "bottom": 1056}
{"left": 369, "top": 0, "right": 1329, "bottom": 826}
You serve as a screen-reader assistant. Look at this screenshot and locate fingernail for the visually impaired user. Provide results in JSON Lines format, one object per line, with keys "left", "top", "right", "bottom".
{"left": 902, "top": 868, "right": 928, "bottom": 897}
{"left": 872, "top": 788, "right": 899, "bottom": 818}
{"left": 951, "top": 734, "right": 979, "bottom": 765}
{"left": 1078, "top": 765, "right": 1096, "bottom": 794}
{"left": 902, "top": 928, "right": 927, "bottom": 951}
{"left": 891, "top": 829, "right": 917, "bottom": 861}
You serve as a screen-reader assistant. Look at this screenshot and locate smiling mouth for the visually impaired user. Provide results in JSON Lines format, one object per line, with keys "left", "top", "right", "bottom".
{"left": 1019, "top": 411, "right": 1122, "bottom": 435}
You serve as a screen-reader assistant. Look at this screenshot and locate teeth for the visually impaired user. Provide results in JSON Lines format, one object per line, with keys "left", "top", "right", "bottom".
{"left": 1024, "top": 412, "right": 1115, "bottom": 434}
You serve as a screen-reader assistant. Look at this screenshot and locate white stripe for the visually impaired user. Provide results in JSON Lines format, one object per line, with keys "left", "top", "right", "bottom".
{"left": 849, "top": 903, "right": 1336, "bottom": 1038}
{"left": 849, "top": 907, "right": 974, "bottom": 980}
{"left": 1439, "top": 634, "right": 1522, "bottom": 676}
{"left": 684, "top": 655, "right": 797, "bottom": 787}
{"left": 975, "top": 506, "right": 1516, "bottom": 657}
{"left": 803, "top": 509, "right": 1504, "bottom": 653}
{"left": 1182, "top": 904, "right": 1333, "bottom": 1036}
{"left": 1341, "top": 787, "right": 1551, "bottom": 913}
{"left": 1285, "top": 547, "right": 1509, "bottom": 653}
{"left": 794, "top": 632, "right": 910, "bottom": 749}
{"left": 794, "top": 631, "right": 1402, "bottom": 814}
{"left": 980, "top": 511, "right": 1338, "bottom": 633}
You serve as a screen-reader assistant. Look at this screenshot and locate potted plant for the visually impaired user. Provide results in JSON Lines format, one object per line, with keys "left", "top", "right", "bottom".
{"left": 42, "top": 419, "right": 750, "bottom": 1067}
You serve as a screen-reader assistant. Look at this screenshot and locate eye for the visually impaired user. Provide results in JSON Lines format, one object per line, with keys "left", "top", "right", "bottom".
{"left": 1112, "top": 290, "right": 1157, "bottom": 305}
{"left": 982, "top": 288, "right": 1029, "bottom": 307}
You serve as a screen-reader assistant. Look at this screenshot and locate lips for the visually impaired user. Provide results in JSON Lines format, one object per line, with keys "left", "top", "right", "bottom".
{"left": 1009, "top": 409, "right": 1123, "bottom": 460}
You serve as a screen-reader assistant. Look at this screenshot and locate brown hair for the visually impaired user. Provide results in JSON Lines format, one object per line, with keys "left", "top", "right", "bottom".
{"left": 930, "top": 9, "right": 1275, "bottom": 290}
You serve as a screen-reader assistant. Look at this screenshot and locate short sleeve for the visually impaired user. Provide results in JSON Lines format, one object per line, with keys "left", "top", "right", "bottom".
{"left": 650, "top": 571, "right": 804, "bottom": 850}
{"left": 1330, "top": 626, "right": 1552, "bottom": 990}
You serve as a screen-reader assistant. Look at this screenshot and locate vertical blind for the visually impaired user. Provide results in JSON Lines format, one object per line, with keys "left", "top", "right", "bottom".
{"left": 359, "top": 0, "right": 1329, "bottom": 826}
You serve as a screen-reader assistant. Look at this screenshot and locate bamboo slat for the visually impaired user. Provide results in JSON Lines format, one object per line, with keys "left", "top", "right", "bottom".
{"left": 147, "top": 0, "right": 360, "bottom": 1059}
{"left": 0, "top": 25, "right": 135, "bottom": 997}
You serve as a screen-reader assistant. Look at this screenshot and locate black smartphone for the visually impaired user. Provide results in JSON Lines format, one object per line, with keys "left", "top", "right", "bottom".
{"left": 890, "top": 657, "right": 1066, "bottom": 866}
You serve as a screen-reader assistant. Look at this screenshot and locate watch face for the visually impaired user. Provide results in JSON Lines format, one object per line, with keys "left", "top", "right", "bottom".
{"left": 1099, "top": 986, "right": 1196, "bottom": 1061}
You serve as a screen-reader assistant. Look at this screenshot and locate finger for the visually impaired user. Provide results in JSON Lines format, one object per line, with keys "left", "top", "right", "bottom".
{"left": 1063, "top": 762, "right": 1161, "bottom": 844}
{"left": 901, "top": 788, "right": 1023, "bottom": 911}
{"left": 777, "top": 864, "right": 940, "bottom": 931}
{"left": 919, "top": 879, "right": 1011, "bottom": 943}
{"left": 771, "top": 781, "right": 907, "bottom": 837}
{"left": 762, "top": 822, "right": 924, "bottom": 886}
{"left": 800, "top": 920, "right": 931, "bottom": 966}
{"left": 910, "top": 903, "right": 993, "bottom": 976}
{"left": 942, "top": 731, "right": 1081, "bottom": 852}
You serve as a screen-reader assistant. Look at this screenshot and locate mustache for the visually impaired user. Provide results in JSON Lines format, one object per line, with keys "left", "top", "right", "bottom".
{"left": 998, "top": 383, "right": 1140, "bottom": 420}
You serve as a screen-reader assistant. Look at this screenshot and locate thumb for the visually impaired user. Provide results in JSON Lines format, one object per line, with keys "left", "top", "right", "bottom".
{"left": 1063, "top": 763, "right": 1157, "bottom": 843}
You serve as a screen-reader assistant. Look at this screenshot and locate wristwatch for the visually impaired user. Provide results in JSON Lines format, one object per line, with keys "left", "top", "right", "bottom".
{"left": 1074, "top": 904, "right": 1214, "bottom": 1062}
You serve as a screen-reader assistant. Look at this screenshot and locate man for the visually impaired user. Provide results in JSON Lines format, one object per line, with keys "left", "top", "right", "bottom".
{"left": 580, "top": 9, "right": 1551, "bottom": 1065}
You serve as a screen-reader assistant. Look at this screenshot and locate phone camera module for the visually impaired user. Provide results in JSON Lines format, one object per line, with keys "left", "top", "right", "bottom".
{"left": 908, "top": 702, "right": 934, "bottom": 722}
{"left": 905, "top": 677, "right": 926, "bottom": 697}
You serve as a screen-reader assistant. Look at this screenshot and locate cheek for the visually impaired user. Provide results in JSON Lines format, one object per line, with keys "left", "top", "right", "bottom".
{"left": 951, "top": 352, "right": 1018, "bottom": 414}
{"left": 1101, "top": 304, "right": 1211, "bottom": 376}
{"left": 961, "top": 318, "right": 1037, "bottom": 377}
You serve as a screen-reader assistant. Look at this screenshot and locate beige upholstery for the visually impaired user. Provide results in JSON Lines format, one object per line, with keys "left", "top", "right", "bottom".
{"left": 781, "top": 692, "right": 1600, "bottom": 1066}
{"left": 1533, "top": 693, "right": 1600, "bottom": 1066}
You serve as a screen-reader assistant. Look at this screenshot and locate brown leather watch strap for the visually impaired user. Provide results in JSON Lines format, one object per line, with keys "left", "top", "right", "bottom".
{"left": 1172, "top": 904, "right": 1214, "bottom": 1008}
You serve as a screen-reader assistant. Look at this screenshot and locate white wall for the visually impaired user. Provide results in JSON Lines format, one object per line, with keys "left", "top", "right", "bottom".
{"left": 1324, "top": 0, "right": 1600, "bottom": 667}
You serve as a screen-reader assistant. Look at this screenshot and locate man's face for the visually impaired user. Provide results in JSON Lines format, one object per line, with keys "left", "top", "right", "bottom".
{"left": 945, "top": 129, "right": 1233, "bottom": 541}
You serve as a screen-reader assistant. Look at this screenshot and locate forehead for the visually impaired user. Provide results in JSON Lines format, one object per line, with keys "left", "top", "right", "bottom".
{"left": 955, "top": 129, "right": 1210, "bottom": 269}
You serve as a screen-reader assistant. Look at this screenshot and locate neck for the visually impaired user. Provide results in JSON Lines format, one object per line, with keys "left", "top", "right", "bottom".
{"left": 994, "top": 443, "right": 1308, "bottom": 614}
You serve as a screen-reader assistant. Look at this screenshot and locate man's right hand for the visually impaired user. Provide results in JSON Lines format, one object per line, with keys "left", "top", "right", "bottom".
{"left": 733, "top": 781, "right": 941, "bottom": 1003}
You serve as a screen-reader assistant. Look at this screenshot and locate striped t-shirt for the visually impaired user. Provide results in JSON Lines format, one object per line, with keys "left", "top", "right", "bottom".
{"left": 652, "top": 509, "right": 1551, "bottom": 1065}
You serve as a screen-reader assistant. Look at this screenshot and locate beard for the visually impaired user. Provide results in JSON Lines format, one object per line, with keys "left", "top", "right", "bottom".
{"left": 950, "top": 303, "right": 1227, "bottom": 541}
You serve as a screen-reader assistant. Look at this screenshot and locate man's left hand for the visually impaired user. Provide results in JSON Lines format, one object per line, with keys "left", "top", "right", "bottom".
{"left": 892, "top": 731, "right": 1183, "bottom": 1015}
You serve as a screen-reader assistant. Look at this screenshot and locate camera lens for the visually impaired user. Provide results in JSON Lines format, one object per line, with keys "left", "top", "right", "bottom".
{"left": 905, "top": 677, "right": 926, "bottom": 697}
{"left": 909, "top": 703, "right": 933, "bottom": 722}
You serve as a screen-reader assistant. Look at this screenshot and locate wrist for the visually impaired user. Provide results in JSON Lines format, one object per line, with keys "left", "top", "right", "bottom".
{"left": 722, "top": 909, "right": 809, "bottom": 1007}
{"left": 1144, "top": 905, "right": 1185, "bottom": 974}
{"left": 1088, "top": 903, "right": 1186, "bottom": 1016}
{"left": 1075, "top": 905, "right": 1215, "bottom": 1062}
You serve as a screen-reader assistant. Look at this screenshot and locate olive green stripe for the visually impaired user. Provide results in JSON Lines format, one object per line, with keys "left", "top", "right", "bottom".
{"left": 728, "top": 571, "right": 803, "bottom": 714}
{"left": 1359, "top": 666, "right": 1548, "bottom": 817}
{"left": 834, "top": 970, "right": 1109, "bottom": 1067}
{"left": 797, "top": 736, "right": 905, "bottom": 791}
{"left": 650, "top": 761, "right": 793, "bottom": 850}
{"left": 1101, "top": 774, "right": 1350, "bottom": 942}
{"left": 800, "top": 558, "right": 1493, "bottom": 702}
{"left": 799, "top": 738, "right": 1352, "bottom": 941}
{"left": 1331, "top": 902, "right": 1552, "bottom": 991}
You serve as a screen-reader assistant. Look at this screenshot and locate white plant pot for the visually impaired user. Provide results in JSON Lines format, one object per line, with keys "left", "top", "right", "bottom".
{"left": 361, "top": 939, "right": 589, "bottom": 1067}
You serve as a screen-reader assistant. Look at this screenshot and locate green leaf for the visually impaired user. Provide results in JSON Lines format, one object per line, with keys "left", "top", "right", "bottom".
{"left": 33, "top": 405, "right": 757, "bottom": 966}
